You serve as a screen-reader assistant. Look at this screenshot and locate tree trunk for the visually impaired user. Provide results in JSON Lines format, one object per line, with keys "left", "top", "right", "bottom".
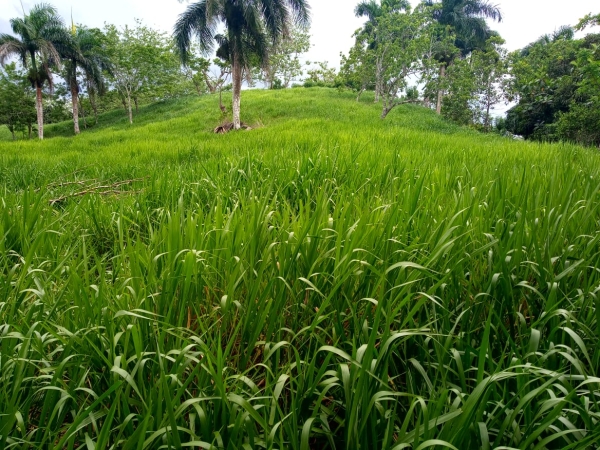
{"left": 485, "top": 86, "right": 492, "bottom": 131}
{"left": 232, "top": 52, "right": 242, "bottom": 130}
{"left": 381, "top": 94, "right": 390, "bottom": 119}
{"left": 194, "top": 81, "right": 202, "bottom": 96}
{"left": 35, "top": 86, "right": 44, "bottom": 140}
{"left": 374, "top": 59, "right": 383, "bottom": 103}
{"left": 28, "top": 123, "right": 32, "bottom": 139}
{"left": 10, "top": 128, "right": 15, "bottom": 140}
{"left": 134, "top": 97, "right": 138, "bottom": 113}
{"left": 90, "top": 94, "right": 98, "bottom": 124}
{"left": 436, "top": 65, "right": 446, "bottom": 115}
{"left": 80, "top": 99, "right": 87, "bottom": 129}
{"left": 127, "top": 92, "right": 133, "bottom": 124}
{"left": 71, "top": 84, "right": 80, "bottom": 135}
{"left": 219, "top": 88, "right": 227, "bottom": 115}
{"left": 356, "top": 88, "right": 365, "bottom": 102}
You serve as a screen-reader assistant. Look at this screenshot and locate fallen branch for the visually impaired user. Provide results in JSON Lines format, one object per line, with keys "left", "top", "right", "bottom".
{"left": 49, "top": 178, "right": 147, "bottom": 205}
{"left": 37, "top": 179, "right": 98, "bottom": 192}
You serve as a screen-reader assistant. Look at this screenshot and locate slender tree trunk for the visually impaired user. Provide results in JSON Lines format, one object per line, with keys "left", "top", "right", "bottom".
{"left": 375, "top": 59, "right": 383, "bottom": 103}
{"left": 485, "top": 85, "right": 492, "bottom": 131}
{"left": 10, "top": 128, "right": 15, "bottom": 140}
{"left": 219, "top": 88, "right": 226, "bottom": 114}
{"left": 28, "top": 123, "right": 32, "bottom": 139}
{"left": 35, "top": 85, "right": 44, "bottom": 140}
{"left": 436, "top": 65, "right": 446, "bottom": 115}
{"left": 127, "top": 92, "right": 133, "bottom": 124}
{"left": 356, "top": 88, "right": 365, "bottom": 102}
{"left": 134, "top": 97, "right": 138, "bottom": 113}
{"left": 90, "top": 94, "right": 98, "bottom": 124}
{"left": 71, "top": 84, "right": 80, "bottom": 135}
{"left": 232, "top": 52, "right": 242, "bottom": 130}
{"left": 80, "top": 99, "right": 87, "bottom": 129}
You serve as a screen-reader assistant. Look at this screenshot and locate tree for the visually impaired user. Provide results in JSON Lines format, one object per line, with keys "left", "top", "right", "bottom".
{"left": 505, "top": 28, "right": 579, "bottom": 140}
{"left": 104, "top": 21, "right": 184, "bottom": 124}
{"left": 576, "top": 13, "right": 600, "bottom": 31}
{"left": 179, "top": 44, "right": 232, "bottom": 113}
{"left": 376, "top": 7, "right": 434, "bottom": 118}
{"left": 63, "top": 26, "right": 110, "bottom": 134}
{"left": 0, "top": 63, "right": 36, "bottom": 139}
{"left": 304, "top": 61, "right": 337, "bottom": 87}
{"left": 556, "top": 33, "right": 600, "bottom": 146}
{"left": 339, "top": 31, "right": 377, "bottom": 100}
{"left": 423, "top": 0, "right": 502, "bottom": 114}
{"left": 354, "top": 0, "right": 411, "bottom": 101}
{"left": 180, "top": 48, "right": 211, "bottom": 96}
{"left": 0, "top": 3, "right": 72, "bottom": 139}
{"left": 254, "top": 26, "right": 310, "bottom": 89}
{"left": 473, "top": 36, "right": 507, "bottom": 129}
{"left": 174, "top": 0, "right": 310, "bottom": 130}
{"left": 442, "top": 35, "right": 507, "bottom": 129}
{"left": 355, "top": 0, "right": 411, "bottom": 22}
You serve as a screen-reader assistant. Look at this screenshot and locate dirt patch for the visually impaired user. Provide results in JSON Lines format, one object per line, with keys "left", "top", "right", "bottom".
{"left": 214, "top": 122, "right": 253, "bottom": 134}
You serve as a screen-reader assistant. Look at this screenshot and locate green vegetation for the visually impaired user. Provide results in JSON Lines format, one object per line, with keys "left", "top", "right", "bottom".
{"left": 1, "top": 88, "right": 600, "bottom": 448}
{"left": 174, "top": 0, "right": 310, "bottom": 130}
{"left": 504, "top": 24, "right": 600, "bottom": 146}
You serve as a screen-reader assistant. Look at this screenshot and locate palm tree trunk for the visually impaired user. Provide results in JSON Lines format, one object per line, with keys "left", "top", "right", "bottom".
{"left": 436, "top": 65, "right": 446, "bottom": 115}
{"left": 72, "top": 84, "right": 80, "bottom": 135}
{"left": 35, "top": 86, "right": 44, "bottom": 140}
{"left": 232, "top": 52, "right": 242, "bottom": 130}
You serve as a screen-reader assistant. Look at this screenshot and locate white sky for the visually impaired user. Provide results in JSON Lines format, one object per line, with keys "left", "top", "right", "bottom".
{"left": 1, "top": 0, "right": 598, "bottom": 66}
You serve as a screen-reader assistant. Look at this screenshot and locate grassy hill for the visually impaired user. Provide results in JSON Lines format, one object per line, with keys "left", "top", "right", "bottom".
{"left": 1, "top": 88, "right": 600, "bottom": 449}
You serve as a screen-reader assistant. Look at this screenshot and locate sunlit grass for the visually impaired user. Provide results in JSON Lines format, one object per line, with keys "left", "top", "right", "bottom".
{"left": 1, "top": 88, "right": 600, "bottom": 449}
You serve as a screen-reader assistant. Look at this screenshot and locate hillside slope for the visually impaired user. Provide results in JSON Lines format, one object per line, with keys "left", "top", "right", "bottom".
{"left": 1, "top": 88, "right": 600, "bottom": 449}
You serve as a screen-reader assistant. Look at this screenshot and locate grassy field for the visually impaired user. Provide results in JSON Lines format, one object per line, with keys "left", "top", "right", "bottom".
{"left": 1, "top": 88, "right": 600, "bottom": 449}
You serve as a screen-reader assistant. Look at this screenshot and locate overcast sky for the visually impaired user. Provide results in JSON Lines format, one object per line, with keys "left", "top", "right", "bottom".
{"left": 1, "top": 0, "right": 598, "bottom": 66}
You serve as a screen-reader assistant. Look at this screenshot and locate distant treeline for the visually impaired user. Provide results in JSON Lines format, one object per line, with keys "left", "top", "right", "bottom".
{"left": 1, "top": 2, "right": 599, "bottom": 145}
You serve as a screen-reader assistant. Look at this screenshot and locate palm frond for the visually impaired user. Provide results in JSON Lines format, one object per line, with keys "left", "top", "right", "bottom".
{"left": 260, "top": 0, "right": 288, "bottom": 41}
{"left": 0, "top": 34, "right": 27, "bottom": 65}
{"left": 355, "top": 1, "right": 381, "bottom": 21}
{"left": 285, "top": 0, "right": 311, "bottom": 27}
{"left": 463, "top": 0, "right": 502, "bottom": 22}
{"left": 552, "top": 26, "right": 574, "bottom": 42}
{"left": 174, "top": 0, "right": 218, "bottom": 64}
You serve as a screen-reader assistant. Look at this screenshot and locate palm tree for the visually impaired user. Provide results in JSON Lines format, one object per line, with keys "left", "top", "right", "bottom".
{"left": 423, "top": 0, "right": 502, "bottom": 114}
{"left": 425, "top": 0, "right": 502, "bottom": 55}
{"left": 0, "top": 3, "right": 71, "bottom": 140}
{"left": 174, "top": 0, "right": 310, "bottom": 130}
{"left": 63, "top": 26, "right": 110, "bottom": 134}
{"left": 521, "top": 26, "right": 574, "bottom": 57}
{"left": 355, "top": 0, "right": 410, "bottom": 22}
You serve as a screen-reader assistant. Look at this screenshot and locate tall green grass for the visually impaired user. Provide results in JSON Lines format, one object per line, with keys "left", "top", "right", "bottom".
{"left": 1, "top": 88, "right": 600, "bottom": 449}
